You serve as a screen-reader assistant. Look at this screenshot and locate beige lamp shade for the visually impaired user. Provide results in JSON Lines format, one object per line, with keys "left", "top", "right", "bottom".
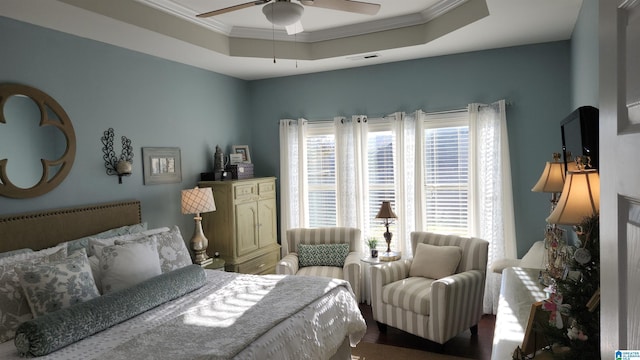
{"left": 546, "top": 170, "right": 600, "bottom": 225}
{"left": 181, "top": 187, "right": 216, "bottom": 215}
{"left": 532, "top": 161, "right": 566, "bottom": 193}
{"left": 375, "top": 201, "right": 397, "bottom": 219}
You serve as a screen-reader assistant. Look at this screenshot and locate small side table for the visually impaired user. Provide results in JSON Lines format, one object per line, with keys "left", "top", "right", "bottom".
{"left": 360, "top": 254, "right": 402, "bottom": 304}
{"left": 201, "top": 258, "right": 226, "bottom": 271}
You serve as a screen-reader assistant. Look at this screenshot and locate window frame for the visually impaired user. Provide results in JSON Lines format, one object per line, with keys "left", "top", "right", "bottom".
{"left": 419, "top": 111, "right": 470, "bottom": 236}
{"left": 303, "top": 122, "right": 338, "bottom": 228}
{"left": 363, "top": 119, "right": 399, "bottom": 248}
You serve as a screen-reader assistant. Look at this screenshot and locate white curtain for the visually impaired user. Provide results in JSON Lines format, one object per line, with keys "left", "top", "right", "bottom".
{"left": 336, "top": 116, "right": 364, "bottom": 228}
{"left": 469, "top": 100, "right": 517, "bottom": 314}
{"left": 279, "top": 104, "right": 516, "bottom": 314}
{"left": 279, "top": 118, "right": 307, "bottom": 255}
{"left": 392, "top": 112, "right": 417, "bottom": 258}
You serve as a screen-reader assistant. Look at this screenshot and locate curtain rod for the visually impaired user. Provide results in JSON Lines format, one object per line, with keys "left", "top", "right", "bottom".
{"left": 279, "top": 100, "right": 513, "bottom": 123}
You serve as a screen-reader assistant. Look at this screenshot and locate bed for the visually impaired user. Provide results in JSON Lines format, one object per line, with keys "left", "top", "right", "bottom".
{"left": 0, "top": 200, "right": 366, "bottom": 359}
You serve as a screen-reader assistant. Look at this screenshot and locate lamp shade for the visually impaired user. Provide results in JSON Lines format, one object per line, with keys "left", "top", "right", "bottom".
{"left": 532, "top": 161, "right": 566, "bottom": 193}
{"left": 546, "top": 170, "right": 599, "bottom": 225}
{"left": 263, "top": 1, "right": 304, "bottom": 26}
{"left": 375, "top": 201, "right": 397, "bottom": 219}
{"left": 181, "top": 187, "right": 215, "bottom": 215}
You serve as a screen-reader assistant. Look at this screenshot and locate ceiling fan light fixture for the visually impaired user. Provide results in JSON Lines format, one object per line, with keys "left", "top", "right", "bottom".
{"left": 263, "top": 1, "right": 304, "bottom": 26}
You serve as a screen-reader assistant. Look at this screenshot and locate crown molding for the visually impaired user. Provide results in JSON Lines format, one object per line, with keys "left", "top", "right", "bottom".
{"left": 139, "top": 0, "right": 468, "bottom": 43}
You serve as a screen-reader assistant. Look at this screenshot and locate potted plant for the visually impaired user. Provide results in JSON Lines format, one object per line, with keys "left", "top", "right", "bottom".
{"left": 367, "top": 237, "right": 378, "bottom": 258}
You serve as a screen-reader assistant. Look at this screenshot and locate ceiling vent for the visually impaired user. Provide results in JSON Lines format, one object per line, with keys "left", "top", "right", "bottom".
{"left": 347, "top": 53, "right": 380, "bottom": 61}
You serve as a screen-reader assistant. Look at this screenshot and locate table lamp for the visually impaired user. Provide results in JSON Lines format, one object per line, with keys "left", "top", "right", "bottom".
{"left": 532, "top": 153, "right": 567, "bottom": 280}
{"left": 532, "top": 153, "right": 566, "bottom": 212}
{"left": 547, "top": 166, "right": 599, "bottom": 267}
{"left": 546, "top": 169, "right": 600, "bottom": 226}
{"left": 181, "top": 186, "right": 216, "bottom": 265}
{"left": 375, "top": 200, "right": 400, "bottom": 261}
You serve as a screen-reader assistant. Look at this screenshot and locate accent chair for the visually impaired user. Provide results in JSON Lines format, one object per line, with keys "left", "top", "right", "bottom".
{"left": 276, "top": 227, "right": 362, "bottom": 301}
{"left": 370, "top": 231, "right": 489, "bottom": 345}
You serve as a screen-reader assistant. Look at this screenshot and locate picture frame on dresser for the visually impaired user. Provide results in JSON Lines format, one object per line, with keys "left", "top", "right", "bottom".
{"left": 142, "top": 147, "right": 182, "bottom": 185}
{"left": 232, "top": 145, "right": 251, "bottom": 163}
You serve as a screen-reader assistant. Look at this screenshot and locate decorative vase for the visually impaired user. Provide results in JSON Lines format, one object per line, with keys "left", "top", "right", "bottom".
{"left": 371, "top": 249, "right": 378, "bottom": 258}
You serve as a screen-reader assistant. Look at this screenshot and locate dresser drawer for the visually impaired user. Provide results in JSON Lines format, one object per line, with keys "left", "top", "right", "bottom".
{"left": 234, "top": 183, "right": 256, "bottom": 201}
{"left": 237, "top": 251, "right": 279, "bottom": 274}
{"left": 258, "top": 181, "right": 276, "bottom": 198}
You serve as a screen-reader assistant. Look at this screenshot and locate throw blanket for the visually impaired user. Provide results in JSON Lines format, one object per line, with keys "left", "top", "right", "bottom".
{"left": 97, "top": 274, "right": 354, "bottom": 360}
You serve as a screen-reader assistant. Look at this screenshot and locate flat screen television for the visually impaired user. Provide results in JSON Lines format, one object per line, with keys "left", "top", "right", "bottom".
{"left": 560, "top": 106, "right": 599, "bottom": 172}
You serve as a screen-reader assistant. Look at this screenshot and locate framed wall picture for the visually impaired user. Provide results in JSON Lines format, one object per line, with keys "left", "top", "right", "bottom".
{"left": 232, "top": 145, "right": 251, "bottom": 163}
{"left": 142, "top": 147, "right": 182, "bottom": 185}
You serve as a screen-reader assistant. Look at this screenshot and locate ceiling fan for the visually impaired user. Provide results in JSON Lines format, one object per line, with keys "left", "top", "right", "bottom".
{"left": 196, "top": 0, "right": 381, "bottom": 35}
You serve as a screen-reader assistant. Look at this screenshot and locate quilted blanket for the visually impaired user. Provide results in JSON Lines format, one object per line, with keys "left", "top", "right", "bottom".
{"left": 95, "top": 273, "right": 362, "bottom": 360}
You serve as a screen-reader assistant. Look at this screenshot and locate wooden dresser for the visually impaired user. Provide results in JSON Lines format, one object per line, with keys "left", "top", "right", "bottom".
{"left": 199, "top": 177, "right": 280, "bottom": 274}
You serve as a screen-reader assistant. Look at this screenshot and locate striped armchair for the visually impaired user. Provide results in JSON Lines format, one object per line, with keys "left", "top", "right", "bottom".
{"left": 276, "top": 227, "right": 362, "bottom": 301}
{"left": 371, "top": 232, "right": 488, "bottom": 345}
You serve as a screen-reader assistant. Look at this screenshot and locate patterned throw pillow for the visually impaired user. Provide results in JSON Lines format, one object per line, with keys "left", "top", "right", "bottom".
{"left": 16, "top": 249, "right": 100, "bottom": 318}
{"left": 64, "top": 223, "right": 148, "bottom": 255}
{"left": 98, "top": 237, "right": 162, "bottom": 294}
{"left": 0, "top": 248, "right": 67, "bottom": 342}
{"left": 0, "top": 244, "right": 67, "bottom": 266}
{"left": 87, "top": 226, "right": 169, "bottom": 257}
{"left": 298, "top": 243, "right": 350, "bottom": 268}
{"left": 0, "top": 248, "right": 33, "bottom": 260}
{"left": 139, "top": 226, "right": 192, "bottom": 273}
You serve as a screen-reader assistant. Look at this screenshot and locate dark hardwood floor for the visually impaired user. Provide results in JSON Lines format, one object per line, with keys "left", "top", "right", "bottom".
{"left": 359, "top": 303, "right": 495, "bottom": 360}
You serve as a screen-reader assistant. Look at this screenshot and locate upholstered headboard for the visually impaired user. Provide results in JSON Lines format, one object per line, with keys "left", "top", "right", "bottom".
{"left": 0, "top": 200, "right": 141, "bottom": 253}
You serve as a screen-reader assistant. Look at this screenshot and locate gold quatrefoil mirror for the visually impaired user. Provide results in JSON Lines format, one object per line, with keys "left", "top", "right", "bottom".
{"left": 0, "top": 84, "right": 76, "bottom": 198}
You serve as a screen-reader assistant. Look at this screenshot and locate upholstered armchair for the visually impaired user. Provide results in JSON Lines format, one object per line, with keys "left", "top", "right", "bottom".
{"left": 370, "top": 231, "right": 488, "bottom": 345}
{"left": 276, "top": 227, "right": 362, "bottom": 301}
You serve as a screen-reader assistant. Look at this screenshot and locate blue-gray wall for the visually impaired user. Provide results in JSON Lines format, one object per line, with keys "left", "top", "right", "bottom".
{"left": 2, "top": 5, "right": 600, "bottom": 257}
{"left": 0, "top": 16, "right": 250, "bottom": 236}
{"left": 571, "top": 0, "right": 599, "bottom": 109}
{"left": 249, "top": 42, "right": 572, "bottom": 256}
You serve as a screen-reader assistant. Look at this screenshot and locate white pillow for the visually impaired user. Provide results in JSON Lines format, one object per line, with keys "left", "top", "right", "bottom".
{"left": 88, "top": 255, "right": 101, "bottom": 292}
{"left": 98, "top": 237, "right": 162, "bottom": 294}
{"left": 88, "top": 227, "right": 170, "bottom": 257}
{"left": 16, "top": 249, "right": 100, "bottom": 317}
{"left": 409, "top": 243, "right": 462, "bottom": 279}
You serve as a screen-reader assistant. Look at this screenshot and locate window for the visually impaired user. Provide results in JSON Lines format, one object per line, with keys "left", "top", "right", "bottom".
{"left": 305, "top": 124, "right": 337, "bottom": 227}
{"left": 422, "top": 113, "right": 469, "bottom": 236}
{"left": 366, "top": 122, "right": 397, "bottom": 249}
{"left": 280, "top": 103, "right": 513, "bottom": 314}
{"left": 298, "top": 114, "right": 469, "bottom": 245}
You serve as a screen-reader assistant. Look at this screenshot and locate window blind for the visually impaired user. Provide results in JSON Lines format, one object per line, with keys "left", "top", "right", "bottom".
{"left": 423, "top": 121, "right": 469, "bottom": 236}
{"left": 367, "top": 129, "right": 396, "bottom": 249}
{"left": 305, "top": 133, "right": 337, "bottom": 227}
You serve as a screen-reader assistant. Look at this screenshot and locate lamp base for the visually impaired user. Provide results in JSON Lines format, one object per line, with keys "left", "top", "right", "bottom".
{"left": 379, "top": 251, "right": 401, "bottom": 262}
{"left": 197, "top": 257, "right": 214, "bottom": 267}
{"left": 191, "top": 216, "right": 210, "bottom": 265}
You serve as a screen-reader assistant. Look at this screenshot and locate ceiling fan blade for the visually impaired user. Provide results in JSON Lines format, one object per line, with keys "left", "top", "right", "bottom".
{"left": 196, "top": 0, "right": 271, "bottom": 18}
{"left": 286, "top": 20, "right": 304, "bottom": 35}
{"left": 303, "top": 0, "right": 380, "bottom": 15}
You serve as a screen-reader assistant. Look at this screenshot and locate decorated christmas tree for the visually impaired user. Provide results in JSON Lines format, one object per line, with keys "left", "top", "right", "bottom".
{"left": 540, "top": 213, "right": 600, "bottom": 359}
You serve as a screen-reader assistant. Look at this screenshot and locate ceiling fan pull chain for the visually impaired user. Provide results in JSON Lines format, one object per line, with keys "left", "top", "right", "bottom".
{"left": 272, "top": 3, "right": 276, "bottom": 63}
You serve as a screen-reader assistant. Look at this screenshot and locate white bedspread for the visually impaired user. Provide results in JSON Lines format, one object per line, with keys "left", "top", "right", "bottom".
{"left": 0, "top": 270, "right": 366, "bottom": 360}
